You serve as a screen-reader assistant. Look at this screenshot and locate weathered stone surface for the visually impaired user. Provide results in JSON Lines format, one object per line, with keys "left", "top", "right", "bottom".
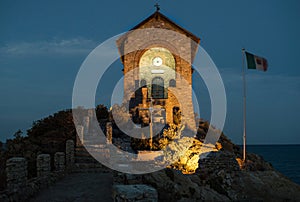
{"left": 76, "top": 125, "right": 84, "bottom": 146}
{"left": 0, "top": 171, "right": 65, "bottom": 202}
{"left": 37, "top": 154, "right": 50, "bottom": 177}
{"left": 117, "top": 11, "right": 199, "bottom": 130}
{"left": 6, "top": 157, "right": 27, "bottom": 191}
{"left": 54, "top": 152, "right": 65, "bottom": 171}
{"left": 113, "top": 145, "right": 300, "bottom": 201}
{"left": 113, "top": 184, "right": 158, "bottom": 202}
{"left": 83, "top": 116, "right": 90, "bottom": 135}
{"left": 165, "top": 137, "right": 217, "bottom": 174}
{"left": 106, "top": 122, "right": 113, "bottom": 144}
{"left": 66, "top": 140, "right": 75, "bottom": 170}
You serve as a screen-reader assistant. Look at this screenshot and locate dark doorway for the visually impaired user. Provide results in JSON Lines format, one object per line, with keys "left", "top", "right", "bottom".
{"left": 173, "top": 106, "right": 181, "bottom": 125}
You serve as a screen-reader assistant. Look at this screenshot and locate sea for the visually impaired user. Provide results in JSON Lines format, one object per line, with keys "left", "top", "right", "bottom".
{"left": 247, "top": 145, "right": 300, "bottom": 185}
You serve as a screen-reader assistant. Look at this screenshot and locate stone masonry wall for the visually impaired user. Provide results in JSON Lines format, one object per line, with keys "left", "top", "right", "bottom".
{"left": 0, "top": 140, "right": 73, "bottom": 202}
{"left": 66, "top": 140, "right": 75, "bottom": 170}
{"left": 6, "top": 157, "right": 27, "bottom": 192}
{"left": 37, "top": 154, "right": 50, "bottom": 177}
{"left": 54, "top": 152, "right": 65, "bottom": 171}
{"left": 119, "top": 14, "right": 199, "bottom": 131}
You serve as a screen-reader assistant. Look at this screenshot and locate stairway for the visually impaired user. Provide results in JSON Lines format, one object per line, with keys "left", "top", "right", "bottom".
{"left": 74, "top": 144, "right": 109, "bottom": 172}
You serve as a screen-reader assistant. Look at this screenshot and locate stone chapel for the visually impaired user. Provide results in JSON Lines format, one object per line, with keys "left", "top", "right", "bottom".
{"left": 116, "top": 9, "right": 200, "bottom": 130}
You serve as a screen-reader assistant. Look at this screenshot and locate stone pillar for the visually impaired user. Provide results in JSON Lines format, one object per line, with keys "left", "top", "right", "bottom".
{"left": 106, "top": 122, "right": 113, "bottom": 144}
{"left": 83, "top": 116, "right": 90, "bottom": 135}
{"left": 66, "top": 140, "right": 75, "bottom": 170}
{"left": 88, "top": 109, "right": 99, "bottom": 135}
{"left": 37, "top": 154, "right": 51, "bottom": 177}
{"left": 54, "top": 152, "right": 65, "bottom": 171}
{"left": 87, "top": 109, "right": 94, "bottom": 120}
{"left": 6, "top": 157, "right": 27, "bottom": 191}
{"left": 76, "top": 125, "right": 84, "bottom": 146}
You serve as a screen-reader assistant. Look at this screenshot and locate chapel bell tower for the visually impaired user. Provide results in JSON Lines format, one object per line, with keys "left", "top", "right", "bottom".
{"left": 116, "top": 9, "right": 200, "bottom": 129}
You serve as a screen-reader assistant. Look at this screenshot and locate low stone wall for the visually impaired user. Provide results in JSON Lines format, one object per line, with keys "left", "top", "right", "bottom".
{"left": 37, "top": 154, "right": 50, "bottom": 177}
{"left": 6, "top": 158, "right": 27, "bottom": 192}
{"left": 0, "top": 140, "right": 75, "bottom": 202}
{"left": 0, "top": 171, "right": 65, "bottom": 202}
{"left": 66, "top": 140, "right": 75, "bottom": 170}
{"left": 54, "top": 152, "right": 65, "bottom": 171}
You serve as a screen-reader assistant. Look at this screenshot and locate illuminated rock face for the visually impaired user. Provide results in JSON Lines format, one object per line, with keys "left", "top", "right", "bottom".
{"left": 116, "top": 11, "right": 200, "bottom": 128}
{"left": 166, "top": 137, "right": 219, "bottom": 174}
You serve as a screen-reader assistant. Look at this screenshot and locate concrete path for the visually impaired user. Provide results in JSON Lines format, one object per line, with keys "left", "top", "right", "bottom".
{"left": 30, "top": 172, "right": 113, "bottom": 202}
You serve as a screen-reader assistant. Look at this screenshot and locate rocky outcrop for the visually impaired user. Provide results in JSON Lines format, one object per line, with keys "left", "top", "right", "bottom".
{"left": 113, "top": 184, "right": 158, "bottom": 202}
{"left": 112, "top": 118, "right": 300, "bottom": 201}
{"left": 114, "top": 149, "right": 300, "bottom": 201}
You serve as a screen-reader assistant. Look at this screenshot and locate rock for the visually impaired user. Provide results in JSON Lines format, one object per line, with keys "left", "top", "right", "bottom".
{"left": 113, "top": 184, "right": 158, "bottom": 202}
{"left": 112, "top": 144, "right": 300, "bottom": 201}
{"left": 198, "top": 186, "right": 230, "bottom": 201}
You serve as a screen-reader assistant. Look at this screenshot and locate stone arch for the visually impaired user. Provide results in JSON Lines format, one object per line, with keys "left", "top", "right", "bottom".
{"left": 133, "top": 40, "right": 181, "bottom": 71}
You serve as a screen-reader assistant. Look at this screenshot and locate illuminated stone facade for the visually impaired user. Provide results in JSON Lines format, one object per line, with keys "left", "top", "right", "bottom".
{"left": 116, "top": 11, "right": 200, "bottom": 129}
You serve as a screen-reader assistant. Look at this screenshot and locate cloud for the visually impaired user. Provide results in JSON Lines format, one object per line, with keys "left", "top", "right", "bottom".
{"left": 220, "top": 67, "right": 300, "bottom": 85}
{"left": 0, "top": 38, "right": 98, "bottom": 57}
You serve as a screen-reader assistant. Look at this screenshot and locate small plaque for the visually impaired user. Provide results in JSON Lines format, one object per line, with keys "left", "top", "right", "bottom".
{"left": 151, "top": 69, "right": 164, "bottom": 74}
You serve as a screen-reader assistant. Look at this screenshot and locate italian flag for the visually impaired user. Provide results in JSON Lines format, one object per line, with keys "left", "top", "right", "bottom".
{"left": 245, "top": 51, "right": 268, "bottom": 72}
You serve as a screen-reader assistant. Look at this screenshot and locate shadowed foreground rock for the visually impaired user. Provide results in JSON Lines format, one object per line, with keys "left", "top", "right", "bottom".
{"left": 113, "top": 184, "right": 158, "bottom": 202}
{"left": 114, "top": 141, "right": 300, "bottom": 201}
{"left": 112, "top": 118, "right": 300, "bottom": 201}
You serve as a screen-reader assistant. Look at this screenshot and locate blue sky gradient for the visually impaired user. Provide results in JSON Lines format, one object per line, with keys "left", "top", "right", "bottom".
{"left": 0, "top": 0, "right": 299, "bottom": 144}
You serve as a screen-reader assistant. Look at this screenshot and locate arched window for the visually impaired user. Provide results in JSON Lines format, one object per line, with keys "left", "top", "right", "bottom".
{"left": 169, "top": 79, "right": 176, "bottom": 87}
{"left": 140, "top": 79, "right": 147, "bottom": 87}
{"left": 151, "top": 77, "right": 164, "bottom": 99}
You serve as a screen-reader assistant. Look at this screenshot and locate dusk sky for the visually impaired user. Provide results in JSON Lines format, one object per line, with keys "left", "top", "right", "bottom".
{"left": 0, "top": 0, "right": 299, "bottom": 144}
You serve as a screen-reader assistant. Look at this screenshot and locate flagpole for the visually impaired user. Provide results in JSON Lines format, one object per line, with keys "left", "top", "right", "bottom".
{"left": 242, "top": 48, "right": 247, "bottom": 162}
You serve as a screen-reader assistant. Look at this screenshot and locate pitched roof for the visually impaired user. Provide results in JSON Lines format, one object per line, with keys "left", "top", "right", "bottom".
{"left": 116, "top": 11, "right": 201, "bottom": 62}
{"left": 130, "top": 11, "right": 200, "bottom": 43}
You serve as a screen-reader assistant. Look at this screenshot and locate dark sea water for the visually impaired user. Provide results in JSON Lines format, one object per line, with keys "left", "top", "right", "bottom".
{"left": 247, "top": 145, "right": 300, "bottom": 185}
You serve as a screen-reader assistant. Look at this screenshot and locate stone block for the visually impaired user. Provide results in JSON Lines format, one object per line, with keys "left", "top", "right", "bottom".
{"left": 113, "top": 184, "right": 158, "bottom": 202}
